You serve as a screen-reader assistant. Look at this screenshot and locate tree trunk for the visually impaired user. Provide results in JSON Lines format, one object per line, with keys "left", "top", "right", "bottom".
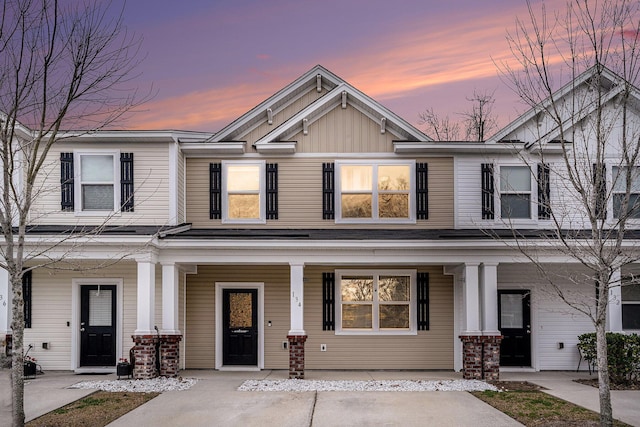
{"left": 595, "top": 322, "right": 612, "bottom": 427}
{"left": 11, "top": 276, "right": 25, "bottom": 427}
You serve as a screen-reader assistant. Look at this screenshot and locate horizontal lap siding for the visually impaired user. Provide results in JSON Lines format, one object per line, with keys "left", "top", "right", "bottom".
{"left": 184, "top": 265, "right": 453, "bottom": 370}
{"left": 498, "top": 263, "right": 594, "bottom": 370}
{"left": 186, "top": 157, "right": 454, "bottom": 228}
{"left": 304, "top": 265, "right": 454, "bottom": 369}
{"left": 24, "top": 261, "right": 141, "bottom": 370}
{"left": 31, "top": 142, "right": 171, "bottom": 226}
{"left": 184, "top": 265, "right": 290, "bottom": 369}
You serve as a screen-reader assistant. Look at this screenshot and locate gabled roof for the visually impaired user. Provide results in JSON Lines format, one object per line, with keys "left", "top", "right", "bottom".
{"left": 488, "top": 65, "right": 639, "bottom": 146}
{"left": 206, "top": 65, "right": 431, "bottom": 153}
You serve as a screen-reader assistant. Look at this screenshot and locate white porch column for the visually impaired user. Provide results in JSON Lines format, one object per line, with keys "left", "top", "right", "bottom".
{"left": 161, "top": 263, "right": 180, "bottom": 334}
{"left": 607, "top": 267, "right": 623, "bottom": 332}
{"left": 480, "top": 263, "right": 500, "bottom": 335}
{"left": 0, "top": 268, "right": 11, "bottom": 335}
{"left": 461, "top": 263, "right": 481, "bottom": 335}
{"left": 288, "top": 263, "right": 305, "bottom": 336}
{"left": 135, "top": 257, "right": 156, "bottom": 335}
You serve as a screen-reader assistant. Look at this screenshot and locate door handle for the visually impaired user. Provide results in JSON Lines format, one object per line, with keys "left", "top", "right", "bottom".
{"left": 80, "top": 328, "right": 85, "bottom": 332}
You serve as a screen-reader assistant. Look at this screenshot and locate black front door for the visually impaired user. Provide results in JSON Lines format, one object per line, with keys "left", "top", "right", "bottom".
{"left": 80, "top": 285, "right": 116, "bottom": 366}
{"left": 498, "top": 290, "right": 531, "bottom": 366}
{"left": 223, "top": 289, "right": 258, "bottom": 365}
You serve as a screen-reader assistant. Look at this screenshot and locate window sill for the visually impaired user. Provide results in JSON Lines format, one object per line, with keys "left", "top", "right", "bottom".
{"left": 74, "top": 210, "right": 121, "bottom": 217}
{"left": 335, "top": 219, "right": 417, "bottom": 225}
{"left": 335, "top": 330, "right": 417, "bottom": 336}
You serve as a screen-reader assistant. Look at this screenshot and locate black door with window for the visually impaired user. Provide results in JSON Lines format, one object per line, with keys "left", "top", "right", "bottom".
{"left": 223, "top": 289, "right": 258, "bottom": 366}
{"left": 80, "top": 285, "right": 116, "bottom": 366}
{"left": 498, "top": 290, "right": 531, "bottom": 366}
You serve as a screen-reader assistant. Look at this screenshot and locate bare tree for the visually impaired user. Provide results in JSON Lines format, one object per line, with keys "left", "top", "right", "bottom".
{"left": 419, "top": 91, "right": 497, "bottom": 141}
{"left": 0, "top": 1, "right": 144, "bottom": 425}
{"left": 461, "top": 90, "right": 498, "bottom": 141}
{"left": 418, "top": 107, "right": 461, "bottom": 140}
{"left": 498, "top": 1, "right": 640, "bottom": 425}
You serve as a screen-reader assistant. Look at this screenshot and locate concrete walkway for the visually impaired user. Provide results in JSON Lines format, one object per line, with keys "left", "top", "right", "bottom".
{"left": 1, "top": 368, "right": 638, "bottom": 426}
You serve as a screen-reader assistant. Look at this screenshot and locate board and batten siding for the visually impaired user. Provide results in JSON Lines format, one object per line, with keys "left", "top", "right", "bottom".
{"left": 498, "top": 263, "right": 594, "bottom": 370}
{"left": 292, "top": 105, "right": 397, "bottom": 153}
{"left": 23, "top": 261, "right": 165, "bottom": 371}
{"left": 30, "top": 141, "right": 172, "bottom": 226}
{"left": 184, "top": 264, "right": 453, "bottom": 370}
{"left": 185, "top": 157, "right": 453, "bottom": 229}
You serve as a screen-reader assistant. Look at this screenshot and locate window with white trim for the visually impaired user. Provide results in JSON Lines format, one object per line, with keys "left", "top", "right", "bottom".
{"left": 612, "top": 166, "right": 640, "bottom": 219}
{"left": 76, "top": 153, "right": 119, "bottom": 213}
{"left": 499, "top": 166, "right": 532, "bottom": 219}
{"left": 222, "top": 161, "right": 265, "bottom": 223}
{"left": 336, "top": 269, "right": 416, "bottom": 334}
{"left": 622, "top": 282, "right": 640, "bottom": 330}
{"left": 336, "top": 161, "right": 414, "bottom": 223}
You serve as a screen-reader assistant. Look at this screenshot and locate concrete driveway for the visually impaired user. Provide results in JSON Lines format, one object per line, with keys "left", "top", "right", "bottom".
{"left": 107, "top": 370, "right": 521, "bottom": 427}
{"left": 3, "top": 368, "right": 639, "bottom": 426}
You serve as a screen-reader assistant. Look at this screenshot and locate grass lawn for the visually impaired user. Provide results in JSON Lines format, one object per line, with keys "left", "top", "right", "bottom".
{"left": 26, "top": 391, "right": 159, "bottom": 427}
{"left": 473, "top": 382, "right": 631, "bottom": 426}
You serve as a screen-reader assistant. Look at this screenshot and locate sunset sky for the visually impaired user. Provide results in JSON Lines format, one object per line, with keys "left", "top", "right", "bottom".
{"left": 118, "top": 0, "right": 566, "bottom": 135}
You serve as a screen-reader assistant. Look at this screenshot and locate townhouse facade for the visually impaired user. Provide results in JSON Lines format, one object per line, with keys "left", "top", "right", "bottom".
{"left": 1, "top": 65, "right": 639, "bottom": 380}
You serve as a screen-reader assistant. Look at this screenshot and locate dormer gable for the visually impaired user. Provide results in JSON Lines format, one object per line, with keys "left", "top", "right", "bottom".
{"left": 488, "top": 65, "right": 640, "bottom": 151}
{"left": 201, "top": 65, "right": 431, "bottom": 154}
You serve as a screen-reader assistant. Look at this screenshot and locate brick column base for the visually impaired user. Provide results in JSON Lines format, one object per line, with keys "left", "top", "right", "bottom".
{"left": 460, "top": 335, "right": 503, "bottom": 380}
{"left": 287, "top": 335, "right": 307, "bottom": 379}
{"left": 132, "top": 335, "right": 158, "bottom": 379}
{"left": 158, "top": 334, "right": 182, "bottom": 377}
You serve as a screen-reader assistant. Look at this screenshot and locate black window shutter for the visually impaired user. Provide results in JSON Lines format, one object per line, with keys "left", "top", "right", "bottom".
{"left": 23, "top": 270, "right": 32, "bottom": 329}
{"left": 210, "top": 163, "right": 222, "bottom": 219}
{"left": 120, "top": 153, "right": 134, "bottom": 212}
{"left": 416, "top": 163, "right": 428, "bottom": 220}
{"left": 266, "top": 163, "right": 278, "bottom": 220}
{"left": 537, "top": 163, "right": 551, "bottom": 219}
{"left": 60, "top": 153, "right": 74, "bottom": 211}
{"left": 322, "top": 272, "right": 335, "bottom": 331}
{"left": 417, "top": 272, "right": 429, "bottom": 331}
{"left": 593, "top": 163, "right": 606, "bottom": 220}
{"left": 323, "top": 163, "right": 335, "bottom": 220}
{"left": 481, "top": 163, "right": 495, "bottom": 219}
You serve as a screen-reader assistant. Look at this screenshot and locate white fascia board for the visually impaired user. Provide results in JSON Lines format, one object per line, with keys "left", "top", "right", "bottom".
{"left": 180, "top": 141, "right": 246, "bottom": 155}
{"left": 340, "top": 85, "right": 431, "bottom": 142}
{"left": 255, "top": 84, "right": 430, "bottom": 146}
{"left": 488, "top": 66, "right": 621, "bottom": 144}
{"left": 209, "top": 65, "right": 343, "bottom": 142}
{"left": 253, "top": 141, "right": 297, "bottom": 154}
{"left": 253, "top": 85, "right": 347, "bottom": 145}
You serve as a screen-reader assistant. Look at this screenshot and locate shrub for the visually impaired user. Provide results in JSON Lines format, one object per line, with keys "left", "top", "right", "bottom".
{"left": 577, "top": 332, "right": 640, "bottom": 383}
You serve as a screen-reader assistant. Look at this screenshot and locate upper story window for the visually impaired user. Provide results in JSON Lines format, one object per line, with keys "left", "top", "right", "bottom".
{"left": 612, "top": 166, "right": 640, "bottom": 219}
{"left": 622, "top": 281, "right": 640, "bottom": 330}
{"left": 499, "top": 166, "right": 532, "bottom": 219}
{"left": 336, "top": 161, "right": 415, "bottom": 223}
{"left": 76, "top": 153, "right": 119, "bottom": 213}
{"left": 336, "top": 269, "right": 416, "bottom": 335}
{"left": 61, "top": 151, "right": 133, "bottom": 214}
{"left": 222, "top": 161, "right": 265, "bottom": 223}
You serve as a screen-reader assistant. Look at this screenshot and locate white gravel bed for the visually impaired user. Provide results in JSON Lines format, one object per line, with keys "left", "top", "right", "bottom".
{"left": 238, "top": 379, "right": 498, "bottom": 392}
{"left": 68, "top": 377, "right": 197, "bottom": 393}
